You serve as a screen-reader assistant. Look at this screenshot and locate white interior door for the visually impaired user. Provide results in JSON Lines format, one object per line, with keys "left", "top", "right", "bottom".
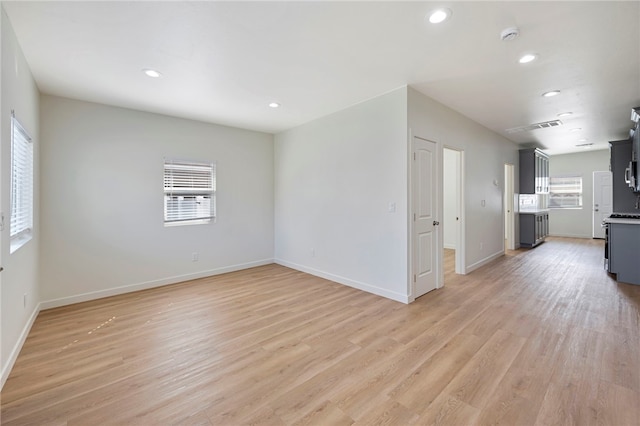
{"left": 593, "top": 171, "right": 612, "bottom": 238}
{"left": 412, "top": 136, "right": 438, "bottom": 298}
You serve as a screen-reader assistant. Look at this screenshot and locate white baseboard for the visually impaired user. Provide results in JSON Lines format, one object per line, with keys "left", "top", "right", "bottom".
{"left": 1, "top": 302, "right": 41, "bottom": 390}
{"left": 466, "top": 251, "right": 504, "bottom": 274}
{"left": 4, "top": 257, "right": 405, "bottom": 390}
{"left": 548, "top": 233, "right": 592, "bottom": 239}
{"left": 40, "top": 259, "right": 274, "bottom": 310}
{"left": 2, "top": 259, "right": 274, "bottom": 391}
{"left": 275, "top": 259, "right": 410, "bottom": 304}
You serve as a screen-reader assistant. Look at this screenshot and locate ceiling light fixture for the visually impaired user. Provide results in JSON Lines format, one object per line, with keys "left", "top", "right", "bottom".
{"left": 576, "top": 142, "right": 593, "bottom": 149}
{"left": 142, "top": 68, "right": 162, "bottom": 78}
{"left": 578, "top": 138, "right": 588, "bottom": 142}
{"left": 500, "top": 27, "right": 520, "bottom": 42}
{"left": 570, "top": 128, "right": 582, "bottom": 132}
{"left": 428, "top": 8, "right": 452, "bottom": 24}
{"left": 268, "top": 102, "right": 280, "bottom": 108}
{"left": 557, "top": 112, "right": 573, "bottom": 117}
{"left": 542, "top": 90, "right": 561, "bottom": 97}
{"left": 518, "top": 53, "right": 537, "bottom": 64}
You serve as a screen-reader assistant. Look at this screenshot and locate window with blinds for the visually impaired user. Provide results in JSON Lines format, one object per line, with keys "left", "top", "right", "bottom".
{"left": 549, "top": 175, "right": 583, "bottom": 209}
{"left": 10, "top": 116, "right": 34, "bottom": 252}
{"left": 164, "top": 159, "right": 216, "bottom": 226}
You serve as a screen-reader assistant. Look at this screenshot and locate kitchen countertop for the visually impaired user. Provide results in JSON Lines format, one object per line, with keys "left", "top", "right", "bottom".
{"left": 603, "top": 217, "right": 640, "bottom": 225}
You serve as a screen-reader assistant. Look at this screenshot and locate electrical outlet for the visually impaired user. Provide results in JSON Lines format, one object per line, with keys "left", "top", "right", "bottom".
{"left": 311, "top": 248, "right": 315, "bottom": 257}
{"left": 192, "top": 252, "right": 199, "bottom": 262}
{"left": 23, "top": 293, "right": 27, "bottom": 308}
{"left": 480, "top": 242, "right": 484, "bottom": 250}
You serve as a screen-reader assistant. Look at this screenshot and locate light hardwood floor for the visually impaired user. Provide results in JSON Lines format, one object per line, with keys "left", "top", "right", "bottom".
{"left": 2, "top": 237, "right": 639, "bottom": 425}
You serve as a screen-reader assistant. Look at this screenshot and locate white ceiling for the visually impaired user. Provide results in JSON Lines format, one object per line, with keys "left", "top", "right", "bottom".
{"left": 3, "top": 1, "right": 639, "bottom": 155}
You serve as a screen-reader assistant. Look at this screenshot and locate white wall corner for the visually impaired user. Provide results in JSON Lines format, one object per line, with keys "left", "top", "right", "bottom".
{"left": 465, "top": 250, "right": 505, "bottom": 274}
{"left": 275, "top": 259, "right": 411, "bottom": 304}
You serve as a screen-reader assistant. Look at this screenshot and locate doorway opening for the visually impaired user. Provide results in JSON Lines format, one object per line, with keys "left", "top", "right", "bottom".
{"left": 443, "top": 147, "right": 464, "bottom": 279}
{"left": 504, "top": 163, "right": 515, "bottom": 251}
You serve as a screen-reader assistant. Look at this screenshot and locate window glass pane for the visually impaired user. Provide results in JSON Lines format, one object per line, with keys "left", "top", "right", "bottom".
{"left": 164, "top": 159, "right": 215, "bottom": 225}
{"left": 549, "top": 175, "right": 582, "bottom": 209}
{"left": 10, "top": 117, "right": 34, "bottom": 249}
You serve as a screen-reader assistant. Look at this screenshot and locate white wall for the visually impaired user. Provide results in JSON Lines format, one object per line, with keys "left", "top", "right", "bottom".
{"left": 549, "top": 149, "right": 609, "bottom": 238}
{"left": 408, "top": 88, "right": 519, "bottom": 272}
{"left": 274, "top": 88, "right": 409, "bottom": 302}
{"left": 39, "top": 96, "right": 274, "bottom": 306}
{"left": 443, "top": 148, "right": 458, "bottom": 249}
{"left": 1, "top": 7, "right": 40, "bottom": 387}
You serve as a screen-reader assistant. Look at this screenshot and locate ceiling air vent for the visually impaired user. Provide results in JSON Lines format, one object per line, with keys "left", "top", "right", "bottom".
{"left": 506, "top": 119, "right": 563, "bottom": 134}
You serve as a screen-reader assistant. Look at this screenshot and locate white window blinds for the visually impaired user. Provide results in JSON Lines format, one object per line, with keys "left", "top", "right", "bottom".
{"left": 549, "top": 175, "right": 583, "bottom": 209}
{"left": 164, "top": 159, "right": 216, "bottom": 225}
{"left": 11, "top": 116, "right": 34, "bottom": 244}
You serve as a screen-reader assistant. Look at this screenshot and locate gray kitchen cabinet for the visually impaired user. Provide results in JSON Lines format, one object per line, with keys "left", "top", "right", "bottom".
{"left": 610, "top": 139, "right": 638, "bottom": 212}
{"left": 520, "top": 148, "right": 549, "bottom": 194}
{"left": 520, "top": 212, "right": 548, "bottom": 248}
{"left": 520, "top": 148, "right": 550, "bottom": 248}
{"left": 608, "top": 222, "right": 640, "bottom": 285}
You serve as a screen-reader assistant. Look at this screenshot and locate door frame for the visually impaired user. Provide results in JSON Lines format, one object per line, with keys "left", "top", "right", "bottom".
{"left": 443, "top": 146, "right": 466, "bottom": 275}
{"left": 504, "top": 163, "right": 516, "bottom": 250}
{"left": 592, "top": 170, "right": 612, "bottom": 239}
{"left": 408, "top": 130, "right": 442, "bottom": 301}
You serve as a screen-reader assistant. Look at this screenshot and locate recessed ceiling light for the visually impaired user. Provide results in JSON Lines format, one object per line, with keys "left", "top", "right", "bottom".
{"left": 542, "top": 90, "right": 561, "bottom": 97}
{"left": 576, "top": 142, "right": 593, "bottom": 149}
{"left": 268, "top": 102, "right": 280, "bottom": 108}
{"left": 557, "top": 112, "right": 573, "bottom": 117}
{"left": 570, "top": 128, "right": 582, "bottom": 132}
{"left": 518, "top": 54, "right": 537, "bottom": 64}
{"left": 142, "top": 68, "right": 162, "bottom": 78}
{"left": 428, "top": 8, "right": 452, "bottom": 24}
{"left": 578, "top": 138, "right": 588, "bottom": 142}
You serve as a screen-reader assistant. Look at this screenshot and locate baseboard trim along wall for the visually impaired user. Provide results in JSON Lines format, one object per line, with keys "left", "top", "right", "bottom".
{"left": 40, "top": 259, "right": 274, "bottom": 310}
{"left": 466, "top": 251, "right": 504, "bottom": 274}
{"left": 548, "top": 233, "right": 594, "bottom": 239}
{"left": 1, "top": 303, "right": 41, "bottom": 390}
{"left": 2, "top": 258, "right": 275, "bottom": 391}
{"left": 275, "top": 259, "right": 410, "bottom": 304}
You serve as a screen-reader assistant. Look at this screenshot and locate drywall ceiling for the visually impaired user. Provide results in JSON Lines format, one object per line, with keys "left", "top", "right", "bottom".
{"left": 3, "top": 1, "right": 639, "bottom": 155}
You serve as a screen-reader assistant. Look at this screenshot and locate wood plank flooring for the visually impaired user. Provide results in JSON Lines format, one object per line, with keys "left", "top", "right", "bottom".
{"left": 2, "top": 237, "right": 640, "bottom": 425}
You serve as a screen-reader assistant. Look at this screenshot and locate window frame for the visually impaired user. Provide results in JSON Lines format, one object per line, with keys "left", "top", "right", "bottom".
{"left": 163, "top": 158, "right": 216, "bottom": 227}
{"left": 10, "top": 115, "right": 34, "bottom": 253}
{"left": 549, "top": 174, "right": 583, "bottom": 209}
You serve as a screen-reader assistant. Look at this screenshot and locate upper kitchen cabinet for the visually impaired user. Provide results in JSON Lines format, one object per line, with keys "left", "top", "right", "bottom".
{"left": 632, "top": 108, "right": 639, "bottom": 163}
{"left": 610, "top": 139, "right": 638, "bottom": 212}
{"left": 520, "top": 148, "right": 549, "bottom": 194}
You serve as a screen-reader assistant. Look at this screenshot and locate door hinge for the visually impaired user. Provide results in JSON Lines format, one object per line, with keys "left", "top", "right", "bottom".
{"left": 413, "top": 213, "right": 416, "bottom": 221}
{"left": 413, "top": 152, "right": 416, "bottom": 160}
{"left": 413, "top": 274, "right": 416, "bottom": 282}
